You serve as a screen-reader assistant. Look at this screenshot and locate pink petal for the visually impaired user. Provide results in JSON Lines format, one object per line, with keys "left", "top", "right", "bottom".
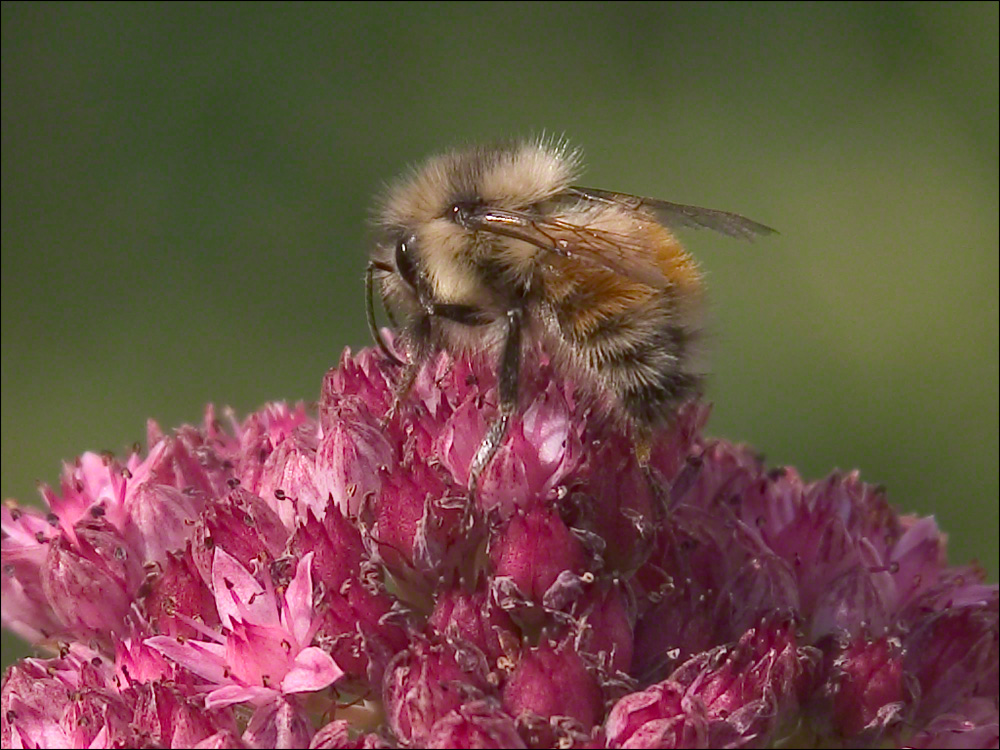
{"left": 243, "top": 699, "right": 315, "bottom": 749}
{"left": 435, "top": 394, "right": 490, "bottom": 487}
{"left": 223, "top": 621, "right": 285, "bottom": 686}
{"left": 205, "top": 683, "right": 277, "bottom": 709}
{"left": 87, "top": 725, "right": 109, "bottom": 749}
{"left": 212, "top": 547, "right": 279, "bottom": 629}
{"left": 145, "top": 636, "right": 228, "bottom": 684}
{"left": 282, "top": 552, "right": 315, "bottom": 647}
{"left": 279, "top": 647, "right": 343, "bottom": 694}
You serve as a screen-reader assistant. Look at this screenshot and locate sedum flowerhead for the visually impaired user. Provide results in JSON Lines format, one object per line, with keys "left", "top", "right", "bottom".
{"left": 2, "top": 343, "right": 997, "bottom": 748}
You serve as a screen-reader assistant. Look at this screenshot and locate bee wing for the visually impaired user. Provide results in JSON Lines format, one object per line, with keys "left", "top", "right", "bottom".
{"left": 566, "top": 187, "right": 777, "bottom": 241}
{"left": 462, "top": 205, "right": 671, "bottom": 288}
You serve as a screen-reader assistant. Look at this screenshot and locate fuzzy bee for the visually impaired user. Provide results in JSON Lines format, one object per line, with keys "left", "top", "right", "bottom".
{"left": 367, "top": 139, "right": 773, "bottom": 488}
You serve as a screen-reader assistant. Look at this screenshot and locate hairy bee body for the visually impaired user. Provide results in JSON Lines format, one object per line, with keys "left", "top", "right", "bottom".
{"left": 538, "top": 211, "right": 704, "bottom": 427}
{"left": 369, "top": 140, "right": 771, "bottom": 481}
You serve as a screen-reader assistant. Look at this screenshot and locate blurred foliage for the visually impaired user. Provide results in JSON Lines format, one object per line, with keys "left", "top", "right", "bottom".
{"left": 2, "top": 2, "right": 997, "bottom": 670}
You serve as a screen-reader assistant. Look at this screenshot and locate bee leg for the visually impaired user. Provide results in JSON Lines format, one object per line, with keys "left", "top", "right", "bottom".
{"left": 382, "top": 315, "right": 432, "bottom": 427}
{"left": 633, "top": 427, "right": 653, "bottom": 467}
{"left": 366, "top": 261, "right": 404, "bottom": 366}
{"left": 634, "top": 425, "right": 671, "bottom": 512}
{"left": 468, "top": 307, "right": 523, "bottom": 495}
{"left": 382, "top": 361, "right": 420, "bottom": 427}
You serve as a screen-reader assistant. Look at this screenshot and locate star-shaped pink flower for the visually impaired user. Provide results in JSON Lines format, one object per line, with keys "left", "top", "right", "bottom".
{"left": 146, "top": 550, "right": 342, "bottom": 709}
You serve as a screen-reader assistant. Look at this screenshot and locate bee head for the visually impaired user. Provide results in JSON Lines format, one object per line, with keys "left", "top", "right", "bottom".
{"left": 372, "top": 139, "right": 581, "bottom": 308}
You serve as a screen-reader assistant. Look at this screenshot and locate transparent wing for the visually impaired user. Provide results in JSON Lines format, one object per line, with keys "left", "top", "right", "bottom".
{"left": 460, "top": 205, "right": 671, "bottom": 288}
{"left": 566, "top": 187, "right": 777, "bottom": 241}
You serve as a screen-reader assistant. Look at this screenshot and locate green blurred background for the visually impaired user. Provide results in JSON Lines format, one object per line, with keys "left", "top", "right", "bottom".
{"left": 3, "top": 2, "right": 997, "bottom": 670}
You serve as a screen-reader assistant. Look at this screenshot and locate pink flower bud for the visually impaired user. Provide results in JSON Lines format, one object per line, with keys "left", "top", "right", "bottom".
{"left": 310, "top": 719, "right": 389, "bottom": 749}
{"left": 426, "top": 700, "right": 525, "bottom": 749}
{"left": 383, "top": 636, "right": 494, "bottom": 746}
{"left": 1, "top": 504, "right": 62, "bottom": 643}
{"left": 490, "top": 506, "right": 587, "bottom": 606}
{"left": 126, "top": 481, "right": 207, "bottom": 563}
{"left": 130, "top": 682, "right": 235, "bottom": 747}
{"left": 41, "top": 518, "right": 143, "bottom": 641}
{"left": 567, "top": 437, "right": 656, "bottom": 575}
{"left": 435, "top": 392, "right": 492, "bottom": 490}
{"left": 907, "top": 697, "right": 1000, "bottom": 749}
{"left": 608, "top": 616, "right": 809, "bottom": 748}
{"left": 60, "top": 684, "right": 137, "bottom": 748}
{"left": 190, "top": 488, "right": 288, "bottom": 584}
{"left": 249, "top": 429, "right": 325, "bottom": 528}
{"left": 312, "top": 579, "right": 407, "bottom": 690}
{"left": 287, "top": 506, "right": 366, "bottom": 593}
{"left": 138, "top": 429, "right": 226, "bottom": 501}
{"left": 474, "top": 382, "right": 584, "bottom": 515}
{"left": 427, "top": 582, "right": 520, "bottom": 671}
{"left": 2, "top": 658, "right": 73, "bottom": 749}
{"left": 824, "top": 635, "right": 911, "bottom": 741}
{"left": 604, "top": 680, "right": 690, "bottom": 749}
{"left": 646, "top": 401, "right": 710, "bottom": 481}
{"left": 362, "top": 458, "right": 477, "bottom": 590}
{"left": 502, "top": 638, "right": 604, "bottom": 730}
{"left": 1, "top": 651, "right": 136, "bottom": 749}
{"left": 571, "top": 582, "right": 635, "bottom": 676}
{"left": 317, "top": 397, "right": 394, "bottom": 516}
{"left": 905, "top": 602, "right": 1000, "bottom": 722}
{"left": 323, "top": 347, "right": 396, "bottom": 420}
{"left": 43, "top": 451, "right": 130, "bottom": 533}
{"left": 140, "top": 546, "right": 220, "bottom": 638}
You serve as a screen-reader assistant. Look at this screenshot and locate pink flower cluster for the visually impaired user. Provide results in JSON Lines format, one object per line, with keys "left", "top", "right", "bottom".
{"left": 2, "top": 344, "right": 997, "bottom": 748}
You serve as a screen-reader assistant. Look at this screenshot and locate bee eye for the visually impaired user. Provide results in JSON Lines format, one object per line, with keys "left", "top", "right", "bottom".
{"left": 395, "top": 234, "right": 420, "bottom": 289}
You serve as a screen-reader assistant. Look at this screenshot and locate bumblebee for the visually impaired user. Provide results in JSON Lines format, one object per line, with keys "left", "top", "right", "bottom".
{"left": 367, "top": 139, "right": 773, "bottom": 487}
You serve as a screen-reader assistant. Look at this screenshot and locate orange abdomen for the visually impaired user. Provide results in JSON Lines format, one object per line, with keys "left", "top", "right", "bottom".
{"left": 542, "top": 226, "right": 704, "bottom": 427}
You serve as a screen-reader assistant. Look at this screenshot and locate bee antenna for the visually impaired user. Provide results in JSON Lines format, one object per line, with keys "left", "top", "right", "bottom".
{"left": 365, "top": 262, "right": 405, "bottom": 366}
